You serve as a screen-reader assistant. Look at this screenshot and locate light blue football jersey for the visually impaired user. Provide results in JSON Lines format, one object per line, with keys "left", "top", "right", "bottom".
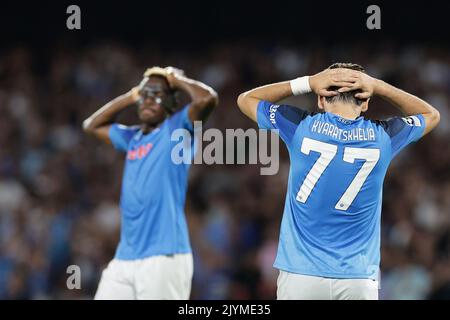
{"left": 109, "top": 105, "right": 194, "bottom": 260}
{"left": 257, "top": 100, "right": 425, "bottom": 280}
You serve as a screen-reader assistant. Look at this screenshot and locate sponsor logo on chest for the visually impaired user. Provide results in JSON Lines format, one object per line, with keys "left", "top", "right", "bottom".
{"left": 127, "top": 143, "right": 153, "bottom": 160}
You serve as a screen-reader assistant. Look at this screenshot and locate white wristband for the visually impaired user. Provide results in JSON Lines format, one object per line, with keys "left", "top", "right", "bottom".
{"left": 290, "top": 76, "right": 312, "bottom": 96}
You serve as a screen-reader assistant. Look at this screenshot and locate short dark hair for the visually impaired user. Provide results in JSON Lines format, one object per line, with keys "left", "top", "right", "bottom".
{"left": 325, "top": 62, "right": 367, "bottom": 106}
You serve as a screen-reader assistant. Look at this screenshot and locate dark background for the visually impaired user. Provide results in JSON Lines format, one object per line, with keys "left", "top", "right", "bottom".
{"left": 2, "top": 1, "right": 450, "bottom": 45}
{"left": 0, "top": 0, "right": 449, "bottom": 300}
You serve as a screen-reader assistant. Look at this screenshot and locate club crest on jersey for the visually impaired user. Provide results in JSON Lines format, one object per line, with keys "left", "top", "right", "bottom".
{"left": 401, "top": 116, "right": 421, "bottom": 127}
{"left": 269, "top": 104, "right": 280, "bottom": 124}
{"left": 127, "top": 143, "right": 153, "bottom": 160}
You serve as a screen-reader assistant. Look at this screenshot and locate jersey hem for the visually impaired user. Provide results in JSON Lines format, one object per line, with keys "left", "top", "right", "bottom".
{"left": 115, "top": 248, "right": 192, "bottom": 261}
{"left": 274, "top": 263, "right": 376, "bottom": 280}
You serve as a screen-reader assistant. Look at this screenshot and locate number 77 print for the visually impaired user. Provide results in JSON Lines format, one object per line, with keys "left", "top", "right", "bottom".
{"left": 296, "top": 137, "right": 380, "bottom": 211}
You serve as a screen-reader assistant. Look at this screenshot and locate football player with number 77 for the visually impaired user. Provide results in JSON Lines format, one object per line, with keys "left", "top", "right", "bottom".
{"left": 237, "top": 63, "right": 440, "bottom": 300}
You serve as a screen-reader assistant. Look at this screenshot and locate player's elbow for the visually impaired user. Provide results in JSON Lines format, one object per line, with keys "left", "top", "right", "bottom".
{"left": 237, "top": 91, "right": 256, "bottom": 114}
{"left": 423, "top": 107, "right": 441, "bottom": 135}
{"left": 431, "top": 108, "right": 441, "bottom": 129}
{"left": 428, "top": 107, "right": 441, "bottom": 129}
{"left": 237, "top": 92, "right": 247, "bottom": 111}
{"left": 432, "top": 108, "right": 441, "bottom": 125}
{"left": 197, "top": 90, "right": 219, "bottom": 110}
{"left": 207, "top": 90, "right": 219, "bottom": 109}
{"left": 82, "top": 118, "right": 95, "bottom": 135}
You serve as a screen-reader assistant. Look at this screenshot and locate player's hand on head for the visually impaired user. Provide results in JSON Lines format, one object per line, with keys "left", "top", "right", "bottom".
{"left": 164, "top": 66, "right": 185, "bottom": 90}
{"left": 130, "top": 76, "right": 150, "bottom": 103}
{"left": 132, "top": 77, "right": 151, "bottom": 103}
{"left": 338, "top": 72, "right": 377, "bottom": 99}
{"left": 165, "top": 66, "right": 185, "bottom": 77}
{"left": 130, "top": 85, "right": 141, "bottom": 103}
{"left": 309, "top": 68, "right": 359, "bottom": 97}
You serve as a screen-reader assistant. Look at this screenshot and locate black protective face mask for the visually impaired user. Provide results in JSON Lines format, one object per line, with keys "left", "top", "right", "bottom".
{"left": 139, "top": 85, "right": 176, "bottom": 114}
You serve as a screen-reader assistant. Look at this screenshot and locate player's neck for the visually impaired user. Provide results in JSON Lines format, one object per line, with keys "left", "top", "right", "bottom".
{"left": 326, "top": 103, "right": 361, "bottom": 120}
{"left": 141, "top": 122, "right": 162, "bottom": 134}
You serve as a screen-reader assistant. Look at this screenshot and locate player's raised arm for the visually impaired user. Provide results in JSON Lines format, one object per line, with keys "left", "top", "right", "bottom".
{"left": 236, "top": 68, "right": 361, "bottom": 122}
{"left": 165, "top": 67, "right": 218, "bottom": 122}
{"left": 82, "top": 88, "right": 140, "bottom": 144}
{"left": 339, "top": 72, "right": 441, "bottom": 136}
{"left": 237, "top": 81, "right": 292, "bottom": 122}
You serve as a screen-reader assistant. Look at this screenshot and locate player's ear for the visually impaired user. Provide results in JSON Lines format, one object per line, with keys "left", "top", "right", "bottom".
{"left": 317, "top": 96, "right": 325, "bottom": 110}
{"left": 361, "top": 98, "right": 369, "bottom": 112}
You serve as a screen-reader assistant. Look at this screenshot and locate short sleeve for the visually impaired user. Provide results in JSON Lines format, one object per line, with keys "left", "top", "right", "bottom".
{"left": 256, "top": 99, "right": 309, "bottom": 143}
{"left": 167, "top": 104, "right": 194, "bottom": 133}
{"left": 380, "top": 115, "right": 425, "bottom": 158}
{"left": 109, "top": 124, "right": 139, "bottom": 152}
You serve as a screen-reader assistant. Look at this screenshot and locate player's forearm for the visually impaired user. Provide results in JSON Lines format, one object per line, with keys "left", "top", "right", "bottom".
{"left": 240, "top": 81, "right": 293, "bottom": 104}
{"left": 236, "top": 81, "right": 293, "bottom": 122}
{"left": 173, "top": 75, "right": 217, "bottom": 102}
{"left": 83, "top": 89, "right": 138, "bottom": 133}
{"left": 374, "top": 79, "right": 440, "bottom": 135}
{"left": 374, "top": 80, "right": 438, "bottom": 117}
{"left": 172, "top": 75, "right": 219, "bottom": 121}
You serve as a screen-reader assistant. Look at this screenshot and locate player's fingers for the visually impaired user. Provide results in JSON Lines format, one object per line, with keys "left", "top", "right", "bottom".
{"left": 344, "top": 75, "right": 359, "bottom": 82}
{"left": 333, "top": 75, "right": 359, "bottom": 83}
{"left": 334, "top": 69, "right": 359, "bottom": 76}
{"left": 331, "top": 79, "right": 356, "bottom": 86}
{"left": 337, "top": 86, "right": 355, "bottom": 93}
{"left": 332, "top": 81, "right": 357, "bottom": 88}
{"left": 355, "top": 92, "right": 371, "bottom": 99}
{"left": 319, "top": 89, "right": 339, "bottom": 97}
{"left": 166, "top": 66, "right": 184, "bottom": 76}
{"left": 138, "top": 77, "right": 148, "bottom": 90}
{"left": 334, "top": 68, "right": 360, "bottom": 79}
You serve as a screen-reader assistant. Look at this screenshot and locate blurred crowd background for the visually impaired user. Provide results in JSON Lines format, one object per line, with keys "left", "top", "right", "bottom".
{"left": 0, "top": 40, "right": 449, "bottom": 300}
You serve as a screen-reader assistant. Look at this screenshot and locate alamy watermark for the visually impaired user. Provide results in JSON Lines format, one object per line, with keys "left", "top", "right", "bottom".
{"left": 66, "top": 5, "right": 81, "bottom": 30}
{"left": 66, "top": 5, "right": 380, "bottom": 32}
{"left": 66, "top": 265, "right": 81, "bottom": 290}
{"left": 170, "top": 122, "right": 280, "bottom": 175}
{"left": 366, "top": 5, "right": 381, "bottom": 30}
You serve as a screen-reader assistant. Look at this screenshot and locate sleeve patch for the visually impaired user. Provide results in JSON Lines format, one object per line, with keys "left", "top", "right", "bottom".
{"left": 401, "top": 116, "right": 421, "bottom": 127}
{"left": 268, "top": 104, "right": 280, "bottom": 124}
